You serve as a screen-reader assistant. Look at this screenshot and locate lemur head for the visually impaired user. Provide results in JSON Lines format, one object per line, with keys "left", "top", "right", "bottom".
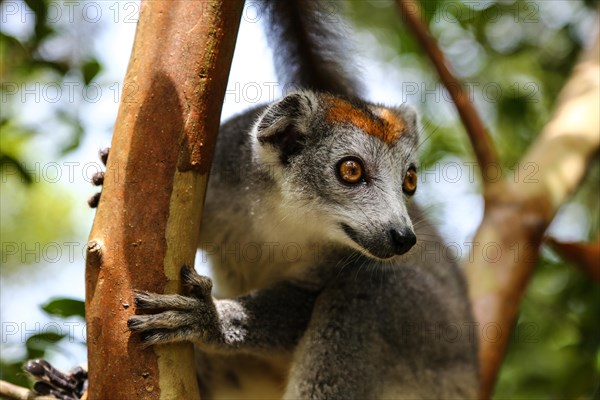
{"left": 253, "top": 91, "right": 420, "bottom": 260}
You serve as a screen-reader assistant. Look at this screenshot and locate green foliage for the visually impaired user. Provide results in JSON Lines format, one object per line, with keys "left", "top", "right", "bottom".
{"left": 0, "top": 153, "right": 34, "bottom": 184}
{"left": 0, "top": 298, "right": 85, "bottom": 387}
{"left": 42, "top": 298, "right": 86, "bottom": 319}
{"left": 1, "top": 0, "right": 97, "bottom": 387}
{"left": 497, "top": 250, "right": 600, "bottom": 399}
{"left": 1, "top": 0, "right": 103, "bottom": 158}
{"left": 0, "top": 177, "right": 77, "bottom": 270}
{"left": 1, "top": 332, "right": 65, "bottom": 388}
{"left": 81, "top": 59, "right": 102, "bottom": 86}
{"left": 25, "top": 332, "right": 68, "bottom": 360}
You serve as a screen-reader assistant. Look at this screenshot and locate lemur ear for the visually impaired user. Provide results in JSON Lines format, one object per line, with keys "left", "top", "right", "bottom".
{"left": 255, "top": 93, "right": 313, "bottom": 165}
{"left": 394, "top": 104, "right": 419, "bottom": 140}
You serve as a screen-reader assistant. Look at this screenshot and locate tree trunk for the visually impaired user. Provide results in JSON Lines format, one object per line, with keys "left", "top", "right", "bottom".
{"left": 84, "top": 1, "right": 244, "bottom": 399}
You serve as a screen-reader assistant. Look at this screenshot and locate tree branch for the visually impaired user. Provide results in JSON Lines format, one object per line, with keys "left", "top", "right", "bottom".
{"left": 546, "top": 237, "right": 600, "bottom": 282}
{"left": 464, "top": 33, "right": 600, "bottom": 399}
{"left": 395, "top": 0, "right": 499, "bottom": 186}
{"left": 84, "top": 1, "right": 244, "bottom": 399}
{"left": 0, "top": 380, "right": 54, "bottom": 400}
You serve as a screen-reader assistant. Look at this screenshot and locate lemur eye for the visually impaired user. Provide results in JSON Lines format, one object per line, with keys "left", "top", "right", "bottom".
{"left": 402, "top": 167, "right": 417, "bottom": 195}
{"left": 337, "top": 157, "right": 364, "bottom": 184}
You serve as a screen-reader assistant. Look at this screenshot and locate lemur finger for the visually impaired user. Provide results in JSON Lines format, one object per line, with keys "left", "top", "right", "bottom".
{"left": 25, "top": 359, "right": 77, "bottom": 392}
{"left": 99, "top": 147, "right": 109, "bottom": 166}
{"left": 91, "top": 171, "right": 104, "bottom": 186}
{"left": 69, "top": 366, "right": 87, "bottom": 382}
{"left": 25, "top": 359, "right": 52, "bottom": 379}
{"left": 133, "top": 290, "right": 200, "bottom": 311}
{"left": 87, "top": 192, "right": 101, "bottom": 208}
{"left": 139, "top": 330, "right": 170, "bottom": 346}
{"left": 128, "top": 310, "right": 197, "bottom": 332}
{"left": 138, "top": 328, "right": 195, "bottom": 347}
{"left": 33, "top": 381, "right": 77, "bottom": 400}
{"left": 69, "top": 366, "right": 88, "bottom": 397}
{"left": 181, "top": 265, "right": 213, "bottom": 298}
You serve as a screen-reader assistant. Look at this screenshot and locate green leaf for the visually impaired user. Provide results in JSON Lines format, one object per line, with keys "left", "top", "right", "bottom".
{"left": 0, "top": 153, "right": 34, "bottom": 185}
{"left": 41, "top": 298, "right": 85, "bottom": 318}
{"left": 26, "top": 332, "right": 66, "bottom": 346}
{"left": 25, "top": 332, "right": 66, "bottom": 360}
{"left": 0, "top": 360, "right": 31, "bottom": 387}
{"left": 81, "top": 59, "right": 102, "bottom": 86}
{"left": 23, "top": 0, "right": 50, "bottom": 41}
{"left": 56, "top": 111, "right": 85, "bottom": 155}
{"left": 25, "top": 333, "right": 67, "bottom": 359}
{"left": 60, "top": 122, "right": 84, "bottom": 156}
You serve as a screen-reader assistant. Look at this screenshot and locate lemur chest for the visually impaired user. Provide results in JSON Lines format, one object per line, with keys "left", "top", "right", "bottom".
{"left": 196, "top": 351, "right": 291, "bottom": 400}
{"left": 209, "top": 250, "right": 316, "bottom": 296}
{"left": 203, "top": 223, "right": 321, "bottom": 295}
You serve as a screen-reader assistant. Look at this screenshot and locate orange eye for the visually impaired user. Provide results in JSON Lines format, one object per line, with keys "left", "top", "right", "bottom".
{"left": 338, "top": 158, "right": 364, "bottom": 184}
{"left": 402, "top": 167, "right": 417, "bottom": 195}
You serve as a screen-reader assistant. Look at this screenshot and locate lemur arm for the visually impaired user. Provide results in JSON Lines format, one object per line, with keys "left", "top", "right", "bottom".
{"left": 128, "top": 266, "right": 319, "bottom": 355}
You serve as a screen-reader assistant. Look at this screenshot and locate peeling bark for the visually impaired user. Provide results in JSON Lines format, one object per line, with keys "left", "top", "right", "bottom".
{"left": 84, "top": 1, "right": 244, "bottom": 399}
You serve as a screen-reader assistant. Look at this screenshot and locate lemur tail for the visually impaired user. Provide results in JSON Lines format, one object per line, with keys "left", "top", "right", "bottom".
{"left": 259, "top": 0, "right": 363, "bottom": 98}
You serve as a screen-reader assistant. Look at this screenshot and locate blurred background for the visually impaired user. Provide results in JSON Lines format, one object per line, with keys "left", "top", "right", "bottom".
{"left": 1, "top": 0, "right": 598, "bottom": 398}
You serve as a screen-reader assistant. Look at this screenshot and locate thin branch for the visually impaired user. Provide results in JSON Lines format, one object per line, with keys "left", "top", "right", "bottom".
{"left": 395, "top": 0, "right": 499, "bottom": 186}
{"left": 546, "top": 237, "right": 600, "bottom": 282}
{"left": 0, "top": 380, "right": 54, "bottom": 400}
{"left": 464, "top": 33, "right": 600, "bottom": 399}
{"left": 0, "top": 380, "right": 31, "bottom": 400}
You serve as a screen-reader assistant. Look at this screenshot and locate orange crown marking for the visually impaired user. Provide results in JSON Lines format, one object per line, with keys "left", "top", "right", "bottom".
{"left": 323, "top": 95, "right": 405, "bottom": 144}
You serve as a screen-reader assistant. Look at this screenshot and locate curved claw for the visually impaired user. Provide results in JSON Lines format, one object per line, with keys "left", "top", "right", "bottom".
{"left": 129, "top": 310, "right": 196, "bottom": 331}
{"left": 132, "top": 290, "right": 200, "bottom": 311}
{"left": 99, "top": 147, "right": 110, "bottom": 166}
{"left": 87, "top": 192, "right": 101, "bottom": 208}
{"left": 181, "top": 265, "right": 213, "bottom": 298}
{"left": 87, "top": 147, "right": 109, "bottom": 208}
{"left": 91, "top": 171, "right": 104, "bottom": 186}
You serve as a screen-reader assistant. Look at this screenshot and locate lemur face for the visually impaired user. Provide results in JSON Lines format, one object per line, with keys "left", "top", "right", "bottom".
{"left": 255, "top": 91, "right": 420, "bottom": 260}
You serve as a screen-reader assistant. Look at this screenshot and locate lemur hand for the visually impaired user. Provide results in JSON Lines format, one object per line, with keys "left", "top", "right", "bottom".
{"left": 128, "top": 266, "right": 222, "bottom": 347}
{"left": 25, "top": 359, "right": 87, "bottom": 400}
{"left": 87, "top": 147, "right": 109, "bottom": 208}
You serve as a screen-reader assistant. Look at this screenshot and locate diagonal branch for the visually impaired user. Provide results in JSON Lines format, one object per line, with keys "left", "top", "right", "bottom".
{"left": 395, "top": 0, "right": 499, "bottom": 186}
{"left": 546, "top": 237, "right": 600, "bottom": 282}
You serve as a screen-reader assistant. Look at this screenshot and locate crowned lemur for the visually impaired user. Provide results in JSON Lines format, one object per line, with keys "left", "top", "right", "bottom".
{"left": 115, "top": 1, "right": 479, "bottom": 399}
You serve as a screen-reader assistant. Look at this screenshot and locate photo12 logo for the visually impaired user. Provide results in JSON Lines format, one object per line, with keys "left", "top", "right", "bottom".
{"left": 1, "top": 1, "right": 140, "bottom": 25}
{"left": 1, "top": 81, "right": 138, "bottom": 105}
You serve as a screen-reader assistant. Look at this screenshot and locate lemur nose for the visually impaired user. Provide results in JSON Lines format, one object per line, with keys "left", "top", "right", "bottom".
{"left": 389, "top": 228, "right": 417, "bottom": 255}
